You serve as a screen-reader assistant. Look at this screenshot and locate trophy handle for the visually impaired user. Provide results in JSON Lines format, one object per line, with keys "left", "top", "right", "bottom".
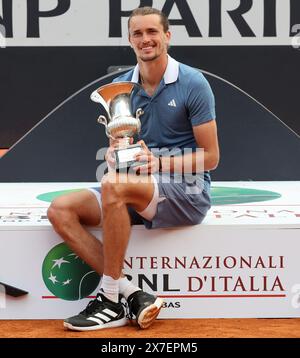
{"left": 97, "top": 115, "right": 108, "bottom": 126}
{"left": 97, "top": 115, "right": 115, "bottom": 140}
{"left": 136, "top": 108, "right": 144, "bottom": 119}
{"left": 135, "top": 108, "right": 143, "bottom": 133}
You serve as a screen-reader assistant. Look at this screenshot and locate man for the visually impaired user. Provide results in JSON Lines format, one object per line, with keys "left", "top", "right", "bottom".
{"left": 47, "top": 7, "right": 219, "bottom": 331}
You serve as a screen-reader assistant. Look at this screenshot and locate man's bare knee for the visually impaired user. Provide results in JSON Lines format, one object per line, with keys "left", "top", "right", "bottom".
{"left": 101, "top": 172, "right": 119, "bottom": 185}
{"left": 101, "top": 180, "right": 125, "bottom": 209}
{"left": 47, "top": 197, "right": 77, "bottom": 232}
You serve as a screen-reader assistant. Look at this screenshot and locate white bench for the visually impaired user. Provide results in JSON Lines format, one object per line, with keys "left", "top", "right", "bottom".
{"left": 0, "top": 182, "right": 300, "bottom": 319}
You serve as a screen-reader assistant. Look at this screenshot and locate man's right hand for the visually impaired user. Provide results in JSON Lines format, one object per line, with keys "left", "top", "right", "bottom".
{"left": 105, "top": 138, "right": 134, "bottom": 170}
{"left": 105, "top": 145, "right": 116, "bottom": 170}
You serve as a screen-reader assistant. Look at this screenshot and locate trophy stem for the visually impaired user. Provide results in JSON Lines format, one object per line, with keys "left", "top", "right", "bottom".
{"left": 125, "top": 137, "right": 131, "bottom": 147}
{"left": 117, "top": 137, "right": 131, "bottom": 149}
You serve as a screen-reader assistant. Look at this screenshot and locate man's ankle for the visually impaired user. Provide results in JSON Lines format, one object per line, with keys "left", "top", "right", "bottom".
{"left": 100, "top": 274, "right": 120, "bottom": 303}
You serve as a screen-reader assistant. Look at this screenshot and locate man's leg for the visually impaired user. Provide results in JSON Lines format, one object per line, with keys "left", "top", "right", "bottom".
{"left": 100, "top": 172, "right": 163, "bottom": 329}
{"left": 47, "top": 190, "right": 104, "bottom": 274}
{"left": 48, "top": 189, "right": 128, "bottom": 331}
{"left": 100, "top": 172, "right": 155, "bottom": 280}
{"left": 48, "top": 176, "right": 163, "bottom": 330}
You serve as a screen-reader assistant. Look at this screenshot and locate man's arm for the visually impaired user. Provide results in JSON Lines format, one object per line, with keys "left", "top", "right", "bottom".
{"left": 134, "top": 120, "right": 219, "bottom": 175}
{"left": 161, "top": 119, "right": 219, "bottom": 173}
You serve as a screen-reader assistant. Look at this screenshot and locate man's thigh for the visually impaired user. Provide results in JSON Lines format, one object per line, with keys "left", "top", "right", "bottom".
{"left": 55, "top": 189, "right": 102, "bottom": 226}
{"left": 101, "top": 172, "right": 155, "bottom": 213}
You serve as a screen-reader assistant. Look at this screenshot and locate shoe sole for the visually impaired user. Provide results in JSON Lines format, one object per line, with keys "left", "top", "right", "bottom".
{"left": 137, "top": 297, "right": 164, "bottom": 329}
{"left": 63, "top": 317, "right": 128, "bottom": 331}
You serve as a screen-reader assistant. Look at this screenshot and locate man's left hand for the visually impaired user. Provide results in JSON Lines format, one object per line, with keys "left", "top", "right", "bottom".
{"left": 133, "top": 140, "right": 159, "bottom": 174}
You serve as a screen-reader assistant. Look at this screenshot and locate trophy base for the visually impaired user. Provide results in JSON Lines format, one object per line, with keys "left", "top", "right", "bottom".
{"left": 115, "top": 144, "right": 144, "bottom": 172}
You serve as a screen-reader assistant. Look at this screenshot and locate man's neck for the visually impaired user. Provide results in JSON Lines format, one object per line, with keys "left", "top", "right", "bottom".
{"left": 138, "top": 54, "right": 168, "bottom": 87}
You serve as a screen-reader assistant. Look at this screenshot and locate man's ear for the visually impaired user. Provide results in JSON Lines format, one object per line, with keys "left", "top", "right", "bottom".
{"left": 165, "top": 31, "right": 171, "bottom": 49}
{"left": 166, "top": 31, "right": 171, "bottom": 42}
{"left": 128, "top": 35, "right": 133, "bottom": 47}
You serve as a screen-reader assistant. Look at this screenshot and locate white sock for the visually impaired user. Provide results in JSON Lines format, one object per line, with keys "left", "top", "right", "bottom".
{"left": 119, "top": 276, "right": 141, "bottom": 299}
{"left": 100, "top": 274, "right": 119, "bottom": 303}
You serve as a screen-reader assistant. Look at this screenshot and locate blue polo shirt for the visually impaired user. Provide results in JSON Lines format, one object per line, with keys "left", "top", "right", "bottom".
{"left": 113, "top": 55, "right": 216, "bottom": 183}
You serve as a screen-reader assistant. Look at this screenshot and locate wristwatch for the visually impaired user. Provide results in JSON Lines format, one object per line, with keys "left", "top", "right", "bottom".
{"left": 158, "top": 156, "right": 162, "bottom": 172}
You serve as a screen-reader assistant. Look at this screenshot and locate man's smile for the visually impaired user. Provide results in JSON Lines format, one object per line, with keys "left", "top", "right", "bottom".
{"left": 141, "top": 45, "right": 155, "bottom": 52}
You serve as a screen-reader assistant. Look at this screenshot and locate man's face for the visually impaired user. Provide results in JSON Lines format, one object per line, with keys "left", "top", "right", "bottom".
{"left": 128, "top": 14, "right": 171, "bottom": 62}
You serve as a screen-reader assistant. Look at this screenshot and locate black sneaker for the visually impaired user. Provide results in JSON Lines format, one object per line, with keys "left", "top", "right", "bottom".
{"left": 64, "top": 293, "right": 127, "bottom": 331}
{"left": 127, "top": 290, "right": 163, "bottom": 329}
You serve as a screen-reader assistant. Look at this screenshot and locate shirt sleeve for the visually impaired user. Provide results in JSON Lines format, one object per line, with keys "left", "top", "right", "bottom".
{"left": 186, "top": 72, "right": 216, "bottom": 126}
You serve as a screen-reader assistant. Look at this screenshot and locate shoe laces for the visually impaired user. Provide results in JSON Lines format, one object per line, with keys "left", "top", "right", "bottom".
{"left": 80, "top": 293, "right": 105, "bottom": 316}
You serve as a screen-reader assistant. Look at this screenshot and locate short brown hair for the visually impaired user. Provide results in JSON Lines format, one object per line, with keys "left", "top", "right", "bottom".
{"left": 128, "top": 7, "right": 169, "bottom": 33}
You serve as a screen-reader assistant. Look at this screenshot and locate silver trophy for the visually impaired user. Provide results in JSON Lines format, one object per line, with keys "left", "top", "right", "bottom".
{"left": 91, "top": 82, "right": 144, "bottom": 171}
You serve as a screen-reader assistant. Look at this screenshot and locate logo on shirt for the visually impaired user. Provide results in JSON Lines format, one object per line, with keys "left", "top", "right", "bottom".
{"left": 168, "top": 99, "right": 177, "bottom": 107}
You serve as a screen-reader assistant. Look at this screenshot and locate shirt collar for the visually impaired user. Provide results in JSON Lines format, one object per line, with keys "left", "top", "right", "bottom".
{"left": 131, "top": 54, "right": 179, "bottom": 84}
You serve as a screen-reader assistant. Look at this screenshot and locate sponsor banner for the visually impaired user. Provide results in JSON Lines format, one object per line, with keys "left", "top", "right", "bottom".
{"left": 1, "top": 223, "right": 300, "bottom": 319}
{"left": 0, "top": 181, "right": 299, "bottom": 227}
{"left": 0, "top": 182, "right": 300, "bottom": 318}
{"left": 1, "top": 0, "right": 300, "bottom": 47}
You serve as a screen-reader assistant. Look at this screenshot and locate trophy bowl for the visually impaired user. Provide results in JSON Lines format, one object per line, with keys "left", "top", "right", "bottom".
{"left": 91, "top": 82, "right": 144, "bottom": 171}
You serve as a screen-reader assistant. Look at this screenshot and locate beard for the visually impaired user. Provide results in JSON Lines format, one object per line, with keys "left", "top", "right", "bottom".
{"left": 139, "top": 47, "right": 164, "bottom": 62}
{"left": 140, "top": 53, "right": 160, "bottom": 62}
